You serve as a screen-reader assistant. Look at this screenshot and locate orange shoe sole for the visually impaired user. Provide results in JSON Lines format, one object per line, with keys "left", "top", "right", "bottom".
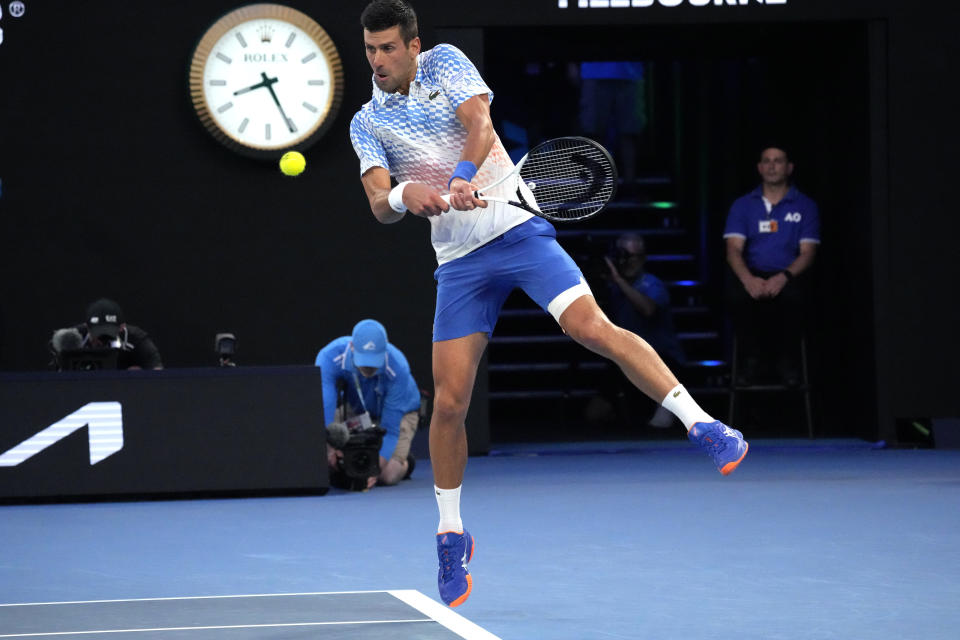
{"left": 448, "top": 574, "right": 472, "bottom": 607}
{"left": 720, "top": 441, "right": 749, "bottom": 476}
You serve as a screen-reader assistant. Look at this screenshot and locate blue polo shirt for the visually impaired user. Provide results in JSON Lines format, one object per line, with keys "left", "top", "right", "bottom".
{"left": 315, "top": 337, "right": 421, "bottom": 460}
{"left": 723, "top": 186, "right": 820, "bottom": 273}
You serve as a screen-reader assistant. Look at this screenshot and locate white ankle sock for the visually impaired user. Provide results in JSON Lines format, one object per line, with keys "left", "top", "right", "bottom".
{"left": 661, "top": 384, "right": 713, "bottom": 431}
{"left": 435, "top": 485, "right": 463, "bottom": 533}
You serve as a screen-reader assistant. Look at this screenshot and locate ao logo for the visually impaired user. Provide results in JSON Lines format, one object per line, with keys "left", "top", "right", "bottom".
{"left": 0, "top": 402, "right": 124, "bottom": 466}
{"left": 784, "top": 212, "right": 802, "bottom": 223}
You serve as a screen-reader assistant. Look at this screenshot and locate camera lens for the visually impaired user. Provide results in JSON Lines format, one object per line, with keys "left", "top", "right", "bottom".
{"left": 352, "top": 452, "right": 370, "bottom": 468}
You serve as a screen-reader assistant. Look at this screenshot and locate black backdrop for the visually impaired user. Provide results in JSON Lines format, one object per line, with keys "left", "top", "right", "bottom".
{"left": 1, "top": 0, "right": 958, "bottom": 443}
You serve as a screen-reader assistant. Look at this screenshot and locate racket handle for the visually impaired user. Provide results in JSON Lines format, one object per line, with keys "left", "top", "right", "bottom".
{"left": 441, "top": 192, "right": 491, "bottom": 204}
{"left": 440, "top": 191, "right": 482, "bottom": 202}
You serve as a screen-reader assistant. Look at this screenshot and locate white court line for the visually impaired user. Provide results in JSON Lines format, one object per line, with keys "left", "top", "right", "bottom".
{"left": 0, "top": 620, "right": 430, "bottom": 638}
{"left": 0, "top": 591, "right": 389, "bottom": 607}
{"left": 389, "top": 590, "right": 503, "bottom": 640}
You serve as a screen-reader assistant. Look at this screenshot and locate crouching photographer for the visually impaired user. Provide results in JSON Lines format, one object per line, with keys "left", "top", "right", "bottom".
{"left": 49, "top": 298, "right": 163, "bottom": 371}
{"left": 315, "top": 319, "right": 422, "bottom": 491}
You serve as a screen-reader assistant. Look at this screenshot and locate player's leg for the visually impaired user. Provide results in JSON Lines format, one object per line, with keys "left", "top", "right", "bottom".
{"left": 430, "top": 332, "right": 487, "bottom": 493}
{"left": 430, "top": 332, "right": 485, "bottom": 607}
{"left": 559, "top": 295, "right": 677, "bottom": 401}
{"left": 514, "top": 233, "right": 748, "bottom": 474}
{"left": 429, "top": 247, "right": 509, "bottom": 607}
{"left": 558, "top": 295, "right": 748, "bottom": 474}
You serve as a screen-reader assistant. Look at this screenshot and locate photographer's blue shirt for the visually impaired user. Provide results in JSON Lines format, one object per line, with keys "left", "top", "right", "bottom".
{"left": 608, "top": 272, "right": 685, "bottom": 367}
{"left": 315, "top": 337, "right": 421, "bottom": 460}
{"left": 723, "top": 186, "right": 820, "bottom": 273}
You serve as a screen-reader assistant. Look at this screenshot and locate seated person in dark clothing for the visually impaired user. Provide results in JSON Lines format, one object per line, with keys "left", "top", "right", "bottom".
{"left": 50, "top": 298, "right": 163, "bottom": 370}
{"left": 601, "top": 233, "right": 686, "bottom": 427}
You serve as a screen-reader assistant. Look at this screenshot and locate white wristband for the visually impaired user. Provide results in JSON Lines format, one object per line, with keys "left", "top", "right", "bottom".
{"left": 388, "top": 181, "right": 412, "bottom": 213}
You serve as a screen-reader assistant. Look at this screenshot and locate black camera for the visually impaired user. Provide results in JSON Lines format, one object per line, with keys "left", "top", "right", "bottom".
{"left": 339, "top": 426, "right": 387, "bottom": 490}
{"left": 215, "top": 332, "right": 237, "bottom": 367}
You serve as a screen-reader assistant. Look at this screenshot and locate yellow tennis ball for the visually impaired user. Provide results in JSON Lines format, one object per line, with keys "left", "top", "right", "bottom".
{"left": 279, "top": 151, "right": 306, "bottom": 176}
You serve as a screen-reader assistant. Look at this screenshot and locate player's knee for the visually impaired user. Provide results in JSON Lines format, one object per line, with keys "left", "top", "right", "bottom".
{"left": 432, "top": 391, "right": 470, "bottom": 425}
{"left": 567, "top": 315, "right": 614, "bottom": 353}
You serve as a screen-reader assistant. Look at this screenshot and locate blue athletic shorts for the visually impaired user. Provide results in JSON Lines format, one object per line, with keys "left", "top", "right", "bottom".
{"left": 432, "top": 218, "right": 590, "bottom": 342}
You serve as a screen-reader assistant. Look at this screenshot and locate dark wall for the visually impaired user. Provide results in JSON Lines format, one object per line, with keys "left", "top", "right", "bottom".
{"left": 1, "top": 1, "right": 958, "bottom": 441}
{"left": 878, "top": 7, "right": 960, "bottom": 434}
{"left": 0, "top": 2, "right": 448, "bottom": 397}
{"left": 0, "top": 1, "right": 436, "bottom": 378}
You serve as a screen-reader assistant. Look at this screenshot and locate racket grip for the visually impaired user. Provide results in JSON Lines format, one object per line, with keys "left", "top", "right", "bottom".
{"left": 440, "top": 191, "right": 481, "bottom": 203}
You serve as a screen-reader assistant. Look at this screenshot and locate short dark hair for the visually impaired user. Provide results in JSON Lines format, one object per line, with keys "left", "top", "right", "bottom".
{"left": 361, "top": 0, "right": 418, "bottom": 44}
{"left": 758, "top": 143, "right": 791, "bottom": 162}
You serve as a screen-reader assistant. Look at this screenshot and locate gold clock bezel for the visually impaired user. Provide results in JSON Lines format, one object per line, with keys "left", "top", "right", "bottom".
{"left": 188, "top": 3, "right": 344, "bottom": 159}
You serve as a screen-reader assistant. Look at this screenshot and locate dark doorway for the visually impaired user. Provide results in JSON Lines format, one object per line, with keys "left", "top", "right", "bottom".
{"left": 481, "top": 21, "right": 875, "bottom": 442}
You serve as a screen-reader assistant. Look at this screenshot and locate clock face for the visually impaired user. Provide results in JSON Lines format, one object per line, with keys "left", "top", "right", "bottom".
{"left": 189, "top": 4, "right": 344, "bottom": 158}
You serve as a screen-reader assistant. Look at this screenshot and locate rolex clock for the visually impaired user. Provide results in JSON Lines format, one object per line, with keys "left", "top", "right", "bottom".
{"left": 189, "top": 4, "right": 344, "bottom": 158}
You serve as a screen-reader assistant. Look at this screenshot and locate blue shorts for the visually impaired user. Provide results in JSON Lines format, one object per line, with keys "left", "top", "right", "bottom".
{"left": 433, "top": 218, "right": 591, "bottom": 342}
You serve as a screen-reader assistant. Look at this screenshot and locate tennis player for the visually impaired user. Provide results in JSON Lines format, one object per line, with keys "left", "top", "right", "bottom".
{"left": 350, "top": 0, "right": 748, "bottom": 608}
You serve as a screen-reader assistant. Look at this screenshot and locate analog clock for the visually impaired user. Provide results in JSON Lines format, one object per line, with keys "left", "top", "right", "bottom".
{"left": 189, "top": 3, "right": 344, "bottom": 158}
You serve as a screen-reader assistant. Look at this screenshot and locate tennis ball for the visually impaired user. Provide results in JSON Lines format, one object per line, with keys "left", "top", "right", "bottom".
{"left": 279, "top": 151, "right": 306, "bottom": 177}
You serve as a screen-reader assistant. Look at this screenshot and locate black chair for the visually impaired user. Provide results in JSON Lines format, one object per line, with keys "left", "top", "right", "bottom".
{"left": 727, "top": 334, "right": 813, "bottom": 438}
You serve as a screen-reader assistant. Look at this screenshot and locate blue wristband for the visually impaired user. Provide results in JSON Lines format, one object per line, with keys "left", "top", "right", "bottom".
{"left": 448, "top": 161, "right": 478, "bottom": 189}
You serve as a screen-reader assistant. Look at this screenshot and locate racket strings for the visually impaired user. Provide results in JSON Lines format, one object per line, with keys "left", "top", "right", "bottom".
{"left": 519, "top": 140, "right": 617, "bottom": 220}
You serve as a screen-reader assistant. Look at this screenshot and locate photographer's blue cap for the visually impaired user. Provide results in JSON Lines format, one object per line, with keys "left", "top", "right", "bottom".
{"left": 351, "top": 319, "right": 387, "bottom": 368}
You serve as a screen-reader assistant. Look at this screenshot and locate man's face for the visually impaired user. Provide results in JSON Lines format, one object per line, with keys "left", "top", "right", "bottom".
{"left": 357, "top": 366, "right": 378, "bottom": 378}
{"left": 364, "top": 26, "right": 420, "bottom": 93}
{"left": 615, "top": 236, "right": 645, "bottom": 270}
{"left": 757, "top": 148, "right": 793, "bottom": 186}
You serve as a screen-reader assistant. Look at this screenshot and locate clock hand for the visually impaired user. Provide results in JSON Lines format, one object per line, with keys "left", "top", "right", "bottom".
{"left": 261, "top": 72, "right": 297, "bottom": 133}
{"left": 232, "top": 76, "right": 271, "bottom": 96}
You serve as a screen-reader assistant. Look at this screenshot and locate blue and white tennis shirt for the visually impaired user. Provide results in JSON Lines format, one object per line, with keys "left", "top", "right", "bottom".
{"left": 350, "top": 44, "right": 533, "bottom": 264}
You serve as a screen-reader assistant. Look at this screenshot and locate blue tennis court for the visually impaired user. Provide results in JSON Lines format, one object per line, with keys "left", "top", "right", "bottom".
{"left": 2, "top": 439, "right": 958, "bottom": 639}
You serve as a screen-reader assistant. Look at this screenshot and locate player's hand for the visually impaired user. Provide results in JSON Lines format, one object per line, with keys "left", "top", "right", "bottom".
{"left": 403, "top": 182, "right": 450, "bottom": 217}
{"left": 743, "top": 275, "right": 767, "bottom": 300}
{"left": 448, "top": 178, "right": 487, "bottom": 211}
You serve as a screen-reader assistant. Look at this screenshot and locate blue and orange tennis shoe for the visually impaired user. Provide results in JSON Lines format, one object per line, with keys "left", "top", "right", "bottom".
{"left": 688, "top": 420, "right": 749, "bottom": 475}
{"left": 436, "top": 529, "right": 475, "bottom": 607}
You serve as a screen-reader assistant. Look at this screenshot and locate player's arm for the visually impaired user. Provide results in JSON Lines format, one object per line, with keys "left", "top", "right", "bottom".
{"left": 360, "top": 167, "right": 449, "bottom": 222}
{"left": 448, "top": 94, "right": 495, "bottom": 211}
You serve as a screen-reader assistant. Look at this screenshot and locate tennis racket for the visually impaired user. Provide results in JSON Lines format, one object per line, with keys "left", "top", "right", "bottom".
{"left": 444, "top": 136, "right": 618, "bottom": 222}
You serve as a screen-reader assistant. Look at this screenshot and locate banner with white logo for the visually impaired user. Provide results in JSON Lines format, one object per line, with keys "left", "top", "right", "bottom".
{"left": 0, "top": 367, "right": 328, "bottom": 501}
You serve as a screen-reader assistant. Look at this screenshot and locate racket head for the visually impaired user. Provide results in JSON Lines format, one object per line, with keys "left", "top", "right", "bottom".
{"left": 514, "top": 136, "right": 618, "bottom": 222}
